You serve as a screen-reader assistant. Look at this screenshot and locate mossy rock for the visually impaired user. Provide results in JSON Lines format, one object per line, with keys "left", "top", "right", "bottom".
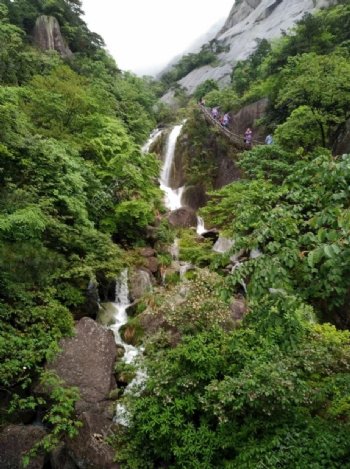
{"left": 120, "top": 318, "right": 144, "bottom": 346}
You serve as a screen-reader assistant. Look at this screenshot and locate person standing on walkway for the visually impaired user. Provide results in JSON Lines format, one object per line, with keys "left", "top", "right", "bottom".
{"left": 265, "top": 134, "right": 273, "bottom": 145}
{"left": 244, "top": 127, "right": 253, "bottom": 147}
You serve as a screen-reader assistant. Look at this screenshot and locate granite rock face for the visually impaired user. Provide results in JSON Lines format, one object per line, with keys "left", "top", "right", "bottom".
{"left": 47, "top": 317, "right": 117, "bottom": 469}
{"left": 49, "top": 317, "right": 116, "bottom": 413}
{"left": 162, "top": 0, "right": 338, "bottom": 100}
{"left": 33, "top": 15, "right": 73, "bottom": 58}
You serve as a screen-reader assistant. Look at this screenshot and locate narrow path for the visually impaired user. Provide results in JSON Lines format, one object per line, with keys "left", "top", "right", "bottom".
{"left": 199, "top": 104, "right": 264, "bottom": 148}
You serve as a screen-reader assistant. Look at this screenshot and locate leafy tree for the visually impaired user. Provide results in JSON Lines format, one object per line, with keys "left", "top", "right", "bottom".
{"left": 276, "top": 52, "right": 350, "bottom": 148}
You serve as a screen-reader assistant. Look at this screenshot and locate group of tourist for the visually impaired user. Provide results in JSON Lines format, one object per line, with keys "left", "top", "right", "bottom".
{"left": 210, "top": 106, "right": 230, "bottom": 128}
{"left": 199, "top": 99, "right": 274, "bottom": 147}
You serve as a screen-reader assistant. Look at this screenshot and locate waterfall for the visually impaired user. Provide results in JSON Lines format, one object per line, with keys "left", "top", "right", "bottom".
{"left": 159, "top": 124, "right": 185, "bottom": 211}
{"left": 141, "top": 128, "right": 163, "bottom": 154}
{"left": 160, "top": 124, "right": 183, "bottom": 186}
{"left": 97, "top": 270, "right": 146, "bottom": 426}
{"left": 196, "top": 216, "right": 207, "bottom": 235}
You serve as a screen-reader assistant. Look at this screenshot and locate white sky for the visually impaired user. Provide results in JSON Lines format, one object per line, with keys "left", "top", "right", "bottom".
{"left": 81, "top": 0, "right": 234, "bottom": 75}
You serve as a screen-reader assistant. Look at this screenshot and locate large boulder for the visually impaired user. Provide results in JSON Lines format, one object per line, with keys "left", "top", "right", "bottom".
{"left": 129, "top": 269, "right": 153, "bottom": 301}
{"left": 168, "top": 207, "right": 198, "bottom": 228}
{"left": 47, "top": 318, "right": 117, "bottom": 468}
{"left": 0, "top": 424, "right": 47, "bottom": 469}
{"left": 181, "top": 185, "right": 208, "bottom": 211}
{"left": 229, "top": 98, "right": 269, "bottom": 142}
{"left": 48, "top": 317, "right": 116, "bottom": 413}
{"left": 50, "top": 444, "right": 78, "bottom": 469}
{"left": 33, "top": 16, "right": 73, "bottom": 58}
{"left": 214, "top": 154, "right": 242, "bottom": 189}
{"left": 65, "top": 411, "right": 120, "bottom": 469}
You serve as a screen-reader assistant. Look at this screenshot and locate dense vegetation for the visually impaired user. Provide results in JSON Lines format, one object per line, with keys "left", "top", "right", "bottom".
{"left": 3, "top": 1, "right": 350, "bottom": 468}
{"left": 115, "top": 4, "right": 350, "bottom": 468}
{"left": 0, "top": 0, "right": 166, "bottom": 440}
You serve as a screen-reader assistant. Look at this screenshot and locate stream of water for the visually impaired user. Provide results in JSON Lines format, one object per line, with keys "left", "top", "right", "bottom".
{"left": 99, "top": 124, "right": 209, "bottom": 425}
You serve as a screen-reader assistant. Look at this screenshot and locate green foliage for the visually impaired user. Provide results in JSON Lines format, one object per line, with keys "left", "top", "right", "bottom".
{"left": 193, "top": 79, "right": 219, "bottom": 101}
{"left": 160, "top": 42, "right": 219, "bottom": 88}
{"left": 203, "top": 147, "right": 350, "bottom": 319}
{"left": 19, "top": 371, "right": 82, "bottom": 466}
{"left": 274, "top": 105, "right": 323, "bottom": 151}
{"left": 115, "top": 295, "right": 350, "bottom": 468}
{"left": 0, "top": 0, "right": 164, "bottom": 426}
{"left": 179, "top": 229, "right": 218, "bottom": 267}
{"left": 202, "top": 87, "right": 239, "bottom": 113}
{"left": 276, "top": 52, "right": 350, "bottom": 147}
{"left": 231, "top": 38, "right": 271, "bottom": 96}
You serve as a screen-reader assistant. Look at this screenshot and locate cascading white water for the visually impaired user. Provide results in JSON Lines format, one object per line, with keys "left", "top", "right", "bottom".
{"left": 108, "top": 269, "right": 140, "bottom": 364}
{"left": 196, "top": 216, "right": 207, "bottom": 235}
{"left": 102, "top": 269, "right": 146, "bottom": 425}
{"left": 141, "top": 128, "right": 163, "bottom": 154}
{"left": 160, "top": 124, "right": 183, "bottom": 187}
{"left": 159, "top": 123, "right": 207, "bottom": 235}
{"left": 159, "top": 124, "right": 185, "bottom": 211}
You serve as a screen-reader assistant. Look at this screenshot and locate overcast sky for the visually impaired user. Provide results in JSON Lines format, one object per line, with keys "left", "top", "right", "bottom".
{"left": 81, "top": 0, "right": 234, "bottom": 76}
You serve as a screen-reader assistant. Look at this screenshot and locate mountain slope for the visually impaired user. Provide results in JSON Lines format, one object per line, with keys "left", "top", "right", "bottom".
{"left": 162, "top": 0, "right": 338, "bottom": 101}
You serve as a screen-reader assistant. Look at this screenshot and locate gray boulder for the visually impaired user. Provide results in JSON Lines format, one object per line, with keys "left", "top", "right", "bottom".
{"left": 48, "top": 317, "right": 116, "bottom": 413}
{"left": 47, "top": 317, "right": 118, "bottom": 468}
{"left": 168, "top": 207, "right": 198, "bottom": 228}
{"left": 0, "top": 424, "right": 47, "bottom": 469}
{"left": 65, "top": 411, "right": 120, "bottom": 469}
{"left": 129, "top": 269, "right": 153, "bottom": 301}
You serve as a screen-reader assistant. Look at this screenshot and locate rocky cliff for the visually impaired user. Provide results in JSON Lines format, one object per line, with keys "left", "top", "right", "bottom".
{"left": 33, "top": 15, "right": 73, "bottom": 58}
{"left": 162, "top": 0, "right": 338, "bottom": 102}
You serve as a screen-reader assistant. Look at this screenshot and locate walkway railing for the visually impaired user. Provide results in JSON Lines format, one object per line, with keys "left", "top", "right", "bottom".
{"left": 198, "top": 104, "right": 264, "bottom": 148}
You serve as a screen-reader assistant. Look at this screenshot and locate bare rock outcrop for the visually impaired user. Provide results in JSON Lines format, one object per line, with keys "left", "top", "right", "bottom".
{"left": 162, "top": 0, "right": 339, "bottom": 99}
{"left": 47, "top": 317, "right": 117, "bottom": 469}
{"left": 49, "top": 317, "right": 116, "bottom": 413}
{"left": 33, "top": 15, "right": 73, "bottom": 58}
{"left": 230, "top": 98, "right": 269, "bottom": 141}
{"left": 168, "top": 207, "right": 198, "bottom": 228}
{"left": 0, "top": 424, "right": 47, "bottom": 469}
{"left": 129, "top": 269, "right": 153, "bottom": 301}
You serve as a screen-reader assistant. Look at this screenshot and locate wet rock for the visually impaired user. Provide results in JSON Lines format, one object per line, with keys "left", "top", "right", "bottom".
{"left": 334, "top": 117, "right": 350, "bottom": 155}
{"left": 168, "top": 207, "right": 198, "bottom": 228}
{"left": 96, "top": 302, "right": 116, "bottom": 327}
{"left": 126, "top": 299, "right": 141, "bottom": 317}
{"left": 33, "top": 16, "right": 73, "bottom": 58}
{"left": 115, "top": 344, "right": 125, "bottom": 359}
{"left": 202, "top": 229, "right": 220, "bottom": 243}
{"left": 229, "top": 98, "right": 269, "bottom": 143}
{"left": 129, "top": 269, "right": 153, "bottom": 301}
{"left": 48, "top": 317, "right": 117, "bottom": 414}
{"left": 0, "top": 424, "right": 47, "bottom": 469}
{"left": 214, "top": 154, "right": 243, "bottom": 189}
{"left": 181, "top": 185, "right": 208, "bottom": 211}
{"left": 50, "top": 443, "right": 78, "bottom": 469}
{"left": 65, "top": 411, "right": 120, "bottom": 469}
